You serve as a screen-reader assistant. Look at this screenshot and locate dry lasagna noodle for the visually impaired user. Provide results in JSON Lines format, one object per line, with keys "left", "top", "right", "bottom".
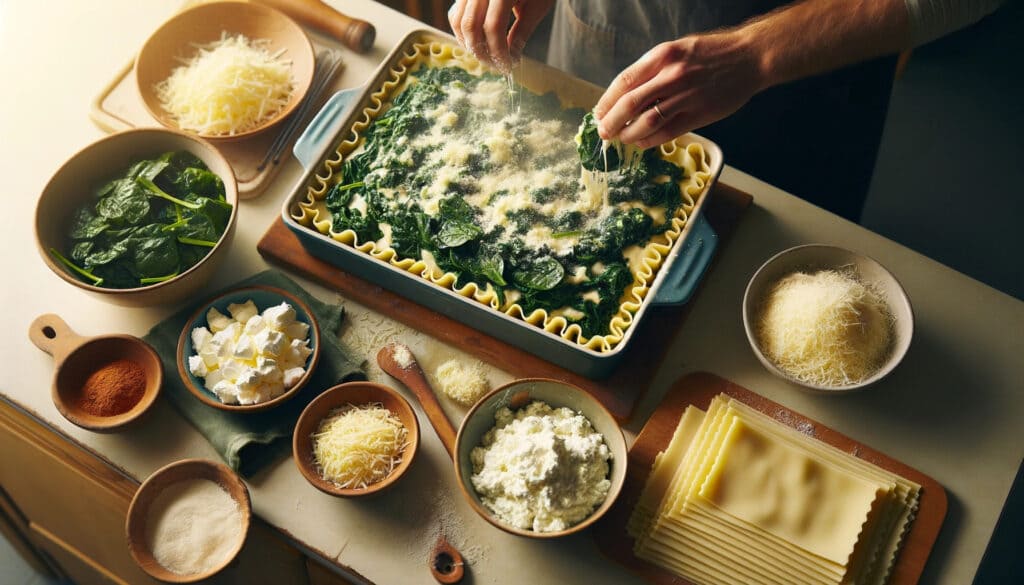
{"left": 292, "top": 39, "right": 712, "bottom": 351}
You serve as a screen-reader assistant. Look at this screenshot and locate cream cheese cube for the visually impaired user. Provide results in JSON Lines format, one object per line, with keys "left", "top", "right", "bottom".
{"left": 253, "top": 329, "right": 286, "bottom": 358}
{"left": 282, "top": 367, "right": 305, "bottom": 388}
{"left": 191, "top": 327, "right": 213, "bottom": 351}
{"left": 228, "top": 300, "right": 259, "bottom": 323}
{"left": 243, "top": 315, "right": 267, "bottom": 336}
{"left": 263, "top": 302, "right": 297, "bottom": 331}
{"left": 203, "top": 370, "right": 224, "bottom": 393}
{"left": 212, "top": 380, "right": 240, "bottom": 404}
{"left": 206, "top": 307, "right": 233, "bottom": 332}
{"left": 187, "top": 355, "right": 208, "bottom": 377}
{"left": 284, "top": 321, "right": 309, "bottom": 342}
{"left": 233, "top": 334, "right": 256, "bottom": 362}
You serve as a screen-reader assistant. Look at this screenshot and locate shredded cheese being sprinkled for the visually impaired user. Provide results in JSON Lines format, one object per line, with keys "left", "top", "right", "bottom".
{"left": 156, "top": 33, "right": 294, "bottom": 136}
{"left": 756, "top": 269, "right": 894, "bottom": 387}
{"left": 433, "top": 358, "right": 490, "bottom": 406}
{"left": 313, "top": 403, "right": 408, "bottom": 489}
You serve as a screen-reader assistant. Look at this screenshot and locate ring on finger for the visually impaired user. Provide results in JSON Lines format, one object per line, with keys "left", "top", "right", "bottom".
{"left": 652, "top": 100, "right": 666, "bottom": 122}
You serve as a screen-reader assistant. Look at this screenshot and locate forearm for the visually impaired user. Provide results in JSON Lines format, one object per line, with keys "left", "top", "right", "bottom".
{"left": 739, "top": 0, "right": 911, "bottom": 91}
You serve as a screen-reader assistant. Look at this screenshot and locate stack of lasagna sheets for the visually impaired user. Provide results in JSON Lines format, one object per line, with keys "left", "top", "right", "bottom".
{"left": 628, "top": 395, "right": 920, "bottom": 585}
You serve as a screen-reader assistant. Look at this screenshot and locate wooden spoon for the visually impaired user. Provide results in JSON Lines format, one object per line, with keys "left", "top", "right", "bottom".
{"left": 377, "top": 343, "right": 457, "bottom": 457}
{"left": 377, "top": 343, "right": 466, "bottom": 583}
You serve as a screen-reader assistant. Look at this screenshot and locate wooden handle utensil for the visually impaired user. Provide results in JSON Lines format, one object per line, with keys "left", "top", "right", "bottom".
{"left": 377, "top": 343, "right": 457, "bottom": 457}
{"left": 255, "top": 0, "right": 376, "bottom": 53}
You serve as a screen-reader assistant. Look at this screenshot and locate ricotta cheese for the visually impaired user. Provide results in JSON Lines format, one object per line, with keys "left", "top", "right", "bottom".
{"left": 470, "top": 401, "right": 612, "bottom": 532}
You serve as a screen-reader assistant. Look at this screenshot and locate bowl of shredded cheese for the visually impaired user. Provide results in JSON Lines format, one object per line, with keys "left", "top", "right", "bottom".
{"left": 135, "top": 1, "right": 314, "bottom": 141}
{"left": 293, "top": 381, "right": 420, "bottom": 497}
{"left": 743, "top": 244, "right": 914, "bottom": 393}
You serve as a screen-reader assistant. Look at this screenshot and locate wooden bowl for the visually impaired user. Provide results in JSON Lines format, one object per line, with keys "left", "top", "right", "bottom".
{"left": 293, "top": 381, "right": 420, "bottom": 497}
{"left": 177, "top": 285, "right": 321, "bottom": 412}
{"left": 454, "top": 378, "right": 628, "bottom": 539}
{"left": 126, "top": 459, "right": 251, "bottom": 583}
{"left": 28, "top": 314, "right": 163, "bottom": 433}
{"left": 743, "top": 244, "right": 914, "bottom": 393}
{"left": 35, "top": 128, "right": 238, "bottom": 307}
{"left": 135, "top": 0, "right": 315, "bottom": 141}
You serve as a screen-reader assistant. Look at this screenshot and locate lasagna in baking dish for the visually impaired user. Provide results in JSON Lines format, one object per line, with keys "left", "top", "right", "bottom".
{"left": 293, "top": 41, "right": 712, "bottom": 351}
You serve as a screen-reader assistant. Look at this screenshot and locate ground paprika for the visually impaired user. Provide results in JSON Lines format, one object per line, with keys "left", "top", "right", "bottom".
{"left": 74, "top": 358, "right": 146, "bottom": 416}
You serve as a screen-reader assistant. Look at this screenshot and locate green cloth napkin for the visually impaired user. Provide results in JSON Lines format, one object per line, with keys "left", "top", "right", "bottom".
{"left": 144, "top": 270, "right": 364, "bottom": 477}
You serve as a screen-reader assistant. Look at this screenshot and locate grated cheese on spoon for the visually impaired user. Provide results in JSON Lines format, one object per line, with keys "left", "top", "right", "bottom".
{"left": 313, "top": 403, "right": 408, "bottom": 489}
{"left": 156, "top": 33, "right": 294, "bottom": 136}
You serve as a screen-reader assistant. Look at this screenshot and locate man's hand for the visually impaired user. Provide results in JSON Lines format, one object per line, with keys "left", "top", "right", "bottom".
{"left": 596, "top": 0, "right": 912, "bottom": 147}
{"left": 594, "top": 33, "right": 766, "bottom": 149}
{"left": 448, "top": 0, "right": 555, "bottom": 70}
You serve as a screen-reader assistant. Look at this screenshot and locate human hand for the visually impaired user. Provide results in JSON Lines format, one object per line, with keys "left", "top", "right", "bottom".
{"left": 594, "top": 32, "right": 767, "bottom": 149}
{"left": 448, "top": 0, "right": 555, "bottom": 71}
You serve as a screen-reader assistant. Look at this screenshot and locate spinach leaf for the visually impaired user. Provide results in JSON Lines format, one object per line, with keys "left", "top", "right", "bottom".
{"left": 69, "top": 208, "right": 108, "bottom": 240}
{"left": 576, "top": 111, "right": 621, "bottom": 172}
{"left": 331, "top": 207, "right": 382, "bottom": 243}
{"left": 475, "top": 248, "right": 507, "bottom": 287}
{"left": 96, "top": 179, "right": 150, "bottom": 226}
{"left": 389, "top": 208, "right": 433, "bottom": 258}
{"left": 127, "top": 224, "right": 180, "bottom": 279}
{"left": 436, "top": 219, "right": 482, "bottom": 248}
{"left": 512, "top": 255, "right": 565, "bottom": 291}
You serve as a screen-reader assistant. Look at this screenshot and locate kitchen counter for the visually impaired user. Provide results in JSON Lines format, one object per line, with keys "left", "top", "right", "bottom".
{"left": 1, "top": 1, "right": 1022, "bottom": 584}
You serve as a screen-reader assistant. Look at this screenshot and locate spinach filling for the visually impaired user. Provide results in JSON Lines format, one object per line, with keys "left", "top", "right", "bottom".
{"left": 53, "top": 151, "right": 231, "bottom": 289}
{"left": 324, "top": 65, "right": 688, "bottom": 338}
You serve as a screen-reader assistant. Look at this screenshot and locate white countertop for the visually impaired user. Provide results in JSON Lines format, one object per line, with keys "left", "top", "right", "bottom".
{"left": 2, "top": 2, "right": 1022, "bottom": 584}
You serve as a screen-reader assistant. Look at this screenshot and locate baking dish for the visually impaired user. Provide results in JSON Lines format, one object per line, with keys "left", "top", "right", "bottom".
{"left": 281, "top": 30, "right": 723, "bottom": 378}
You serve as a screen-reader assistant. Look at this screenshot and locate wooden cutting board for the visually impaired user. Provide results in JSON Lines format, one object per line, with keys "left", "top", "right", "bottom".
{"left": 257, "top": 183, "right": 752, "bottom": 422}
{"left": 593, "top": 371, "right": 948, "bottom": 585}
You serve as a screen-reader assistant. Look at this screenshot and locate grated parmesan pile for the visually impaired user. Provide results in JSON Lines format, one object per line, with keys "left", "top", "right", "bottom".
{"left": 313, "top": 403, "right": 408, "bottom": 489}
{"left": 156, "top": 33, "right": 294, "bottom": 136}
{"left": 755, "top": 269, "right": 894, "bottom": 387}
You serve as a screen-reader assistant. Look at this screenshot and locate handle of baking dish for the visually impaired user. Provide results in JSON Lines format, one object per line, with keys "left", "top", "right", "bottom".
{"left": 293, "top": 86, "right": 363, "bottom": 171}
{"left": 651, "top": 214, "right": 719, "bottom": 306}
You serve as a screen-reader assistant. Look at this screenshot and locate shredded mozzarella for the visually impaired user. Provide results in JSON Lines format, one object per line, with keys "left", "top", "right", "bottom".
{"left": 313, "top": 403, "right": 408, "bottom": 489}
{"left": 156, "top": 33, "right": 294, "bottom": 136}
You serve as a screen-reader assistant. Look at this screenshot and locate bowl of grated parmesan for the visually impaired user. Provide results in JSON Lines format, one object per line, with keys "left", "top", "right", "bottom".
{"left": 743, "top": 244, "right": 914, "bottom": 393}
{"left": 293, "top": 381, "right": 420, "bottom": 497}
{"left": 135, "top": 1, "right": 315, "bottom": 141}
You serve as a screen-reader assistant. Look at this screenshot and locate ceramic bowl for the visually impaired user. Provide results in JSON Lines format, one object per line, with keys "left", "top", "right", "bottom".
{"left": 35, "top": 128, "right": 238, "bottom": 307}
{"left": 126, "top": 459, "right": 251, "bottom": 583}
{"left": 293, "top": 381, "right": 420, "bottom": 497}
{"left": 135, "top": 0, "right": 315, "bottom": 141}
{"left": 177, "top": 285, "right": 321, "bottom": 412}
{"left": 743, "top": 244, "right": 914, "bottom": 393}
{"left": 454, "top": 378, "right": 628, "bottom": 539}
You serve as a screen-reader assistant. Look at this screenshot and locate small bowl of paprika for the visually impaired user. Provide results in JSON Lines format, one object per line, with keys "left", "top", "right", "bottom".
{"left": 28, "top": 313, "right": 163, "bottom": 432}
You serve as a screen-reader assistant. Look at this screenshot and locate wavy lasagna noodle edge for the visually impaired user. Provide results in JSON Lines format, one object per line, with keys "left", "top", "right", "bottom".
{"left": 292, "top": 40, "right": 712, "bottom": 352}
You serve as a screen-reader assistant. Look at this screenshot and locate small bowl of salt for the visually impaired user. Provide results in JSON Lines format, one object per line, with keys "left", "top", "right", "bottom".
{"left": 126, "top": 458, "right": 251, "bottom": 583}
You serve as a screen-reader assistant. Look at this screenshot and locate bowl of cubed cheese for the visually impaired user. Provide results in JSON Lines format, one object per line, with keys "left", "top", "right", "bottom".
{"left": 176, "top": 285, "right": 320, "bottom": 412}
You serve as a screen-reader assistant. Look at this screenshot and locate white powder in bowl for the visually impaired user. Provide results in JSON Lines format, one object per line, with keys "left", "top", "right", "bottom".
{"left": 470, "top": 401, "right": 612, "bottom": 532}
{"left": 146, "top": 478, "right": 244, "bottom": 576}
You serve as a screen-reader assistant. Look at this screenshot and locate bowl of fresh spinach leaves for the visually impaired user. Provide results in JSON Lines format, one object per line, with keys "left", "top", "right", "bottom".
{"left": 36, "top": 128, "right": 238, "bottom": 306}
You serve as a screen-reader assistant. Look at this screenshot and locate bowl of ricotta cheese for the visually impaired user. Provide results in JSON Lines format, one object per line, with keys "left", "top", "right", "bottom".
{"left": 454, "top": 378, "right": 627, "bottom": 538}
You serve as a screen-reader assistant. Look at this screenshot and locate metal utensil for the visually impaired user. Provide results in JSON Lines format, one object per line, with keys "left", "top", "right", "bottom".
{"left": 257, "top": 49, "right": 344, "bottom": 172}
